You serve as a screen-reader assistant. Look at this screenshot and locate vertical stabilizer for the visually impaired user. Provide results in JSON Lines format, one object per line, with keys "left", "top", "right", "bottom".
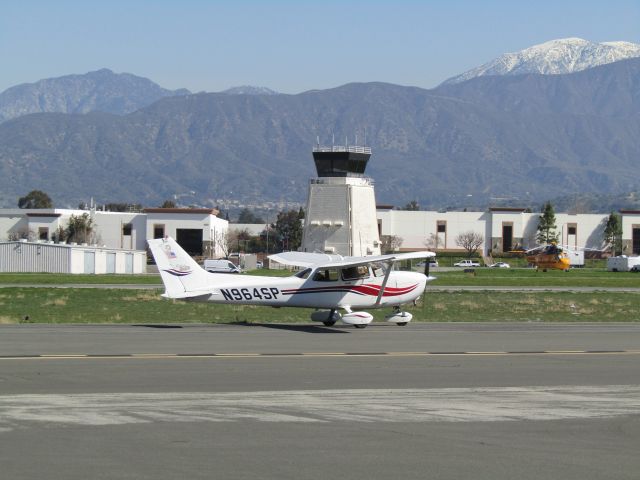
{"left": 147, "top": 237, "right": 213, "bottom": 298}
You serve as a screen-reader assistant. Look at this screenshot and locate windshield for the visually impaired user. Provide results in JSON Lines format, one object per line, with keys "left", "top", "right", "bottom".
{"left": 294, "top": 268, "right": 312, "bottom": 279}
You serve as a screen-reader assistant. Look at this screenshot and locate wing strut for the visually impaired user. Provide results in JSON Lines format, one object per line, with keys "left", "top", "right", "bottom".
{"left": 374, "top": 260, "right": 394, "bottom": 307}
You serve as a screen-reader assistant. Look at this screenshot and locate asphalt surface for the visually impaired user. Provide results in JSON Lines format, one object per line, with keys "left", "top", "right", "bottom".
{"left": 1, "top": 323, "right": 639, "bottom": 480}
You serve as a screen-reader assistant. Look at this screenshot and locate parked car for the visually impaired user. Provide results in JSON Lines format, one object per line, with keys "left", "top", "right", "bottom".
{"left": 416, "top": 259, "right": 439, "bottom": 268}
{"left": 256, "top": 261, "right": 264, "bottom": 269}
{"left": 453, "top": 259, "right": 481, "bottom": 267}
{"left": 489, "top": 262, "right": 511, "bottom": 268}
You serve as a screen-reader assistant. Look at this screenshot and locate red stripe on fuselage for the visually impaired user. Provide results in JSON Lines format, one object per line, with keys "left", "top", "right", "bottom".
{"left": 281, "top": 283, "right": 418, "bottom": 297}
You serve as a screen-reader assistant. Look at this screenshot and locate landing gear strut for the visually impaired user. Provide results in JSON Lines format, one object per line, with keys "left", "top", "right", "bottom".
{"left": 323, "top": 309, "right": 337, "bottom": 327}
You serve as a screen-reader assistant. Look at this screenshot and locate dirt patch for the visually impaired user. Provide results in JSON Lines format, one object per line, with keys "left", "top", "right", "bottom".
{"left": 42, "top": 297, "right": 68, "bottom": 307}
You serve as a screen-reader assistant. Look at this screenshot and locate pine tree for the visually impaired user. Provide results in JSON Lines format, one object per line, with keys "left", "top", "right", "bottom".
{"left": 536, "top": 201, "right": 558, "bottom": 244}
{"left": 271, "top": 210, "right": 304, "bottom": 251}
{"left": 603, "top": 212, "right": 623, "bottom": 255}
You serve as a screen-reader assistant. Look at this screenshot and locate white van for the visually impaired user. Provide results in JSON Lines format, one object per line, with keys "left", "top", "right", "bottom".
{"left": 203, "top": 259, "right": 242, "bottom": 274}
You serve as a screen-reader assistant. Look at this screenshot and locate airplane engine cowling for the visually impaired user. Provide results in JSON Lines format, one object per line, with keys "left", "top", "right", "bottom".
{"left": 385, "top": 311, "right": 413, "bottom": 324}
{"left": 341, "top": 312, "right": 373, "bottom": 325}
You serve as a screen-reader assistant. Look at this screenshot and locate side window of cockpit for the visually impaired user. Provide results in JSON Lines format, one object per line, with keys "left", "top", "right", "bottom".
{"left": 312, "top": 268, "right": 339, "bottom": 281}
{"left": 341, "top": 265, "right": 370, "bottom": 281}
{"left": 371, "top": 263, "right": 385, "bottom": 277}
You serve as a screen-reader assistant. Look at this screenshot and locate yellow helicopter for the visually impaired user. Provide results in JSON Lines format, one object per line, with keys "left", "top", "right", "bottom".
{"left": 511, "top": 242, "right": 572, "bottom": 271}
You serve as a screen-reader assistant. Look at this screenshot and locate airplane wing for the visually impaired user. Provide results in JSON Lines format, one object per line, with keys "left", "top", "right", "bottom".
{"left": 269, "top": 250, "right": 436, "bottom": 268}
{"left": 266, "top": 252, "right": 345, "bottom": 268}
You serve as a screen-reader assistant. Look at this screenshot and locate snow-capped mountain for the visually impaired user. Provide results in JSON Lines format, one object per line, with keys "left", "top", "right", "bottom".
{"left": 443, "top": 38, "right": 640, "bottom": 85}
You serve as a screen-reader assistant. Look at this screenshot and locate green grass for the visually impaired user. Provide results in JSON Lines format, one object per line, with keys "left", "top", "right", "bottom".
{"left": 0, "top": 273, "right": 163, "bottom": 285}
{"left": 1, "top": 287, "right": 639, "bottom": 324}
{"left": 2, "top": 267, "right": 638, "bottom": 288}
{"left": 424, "top": 268, "right": 640, "bottom": 288}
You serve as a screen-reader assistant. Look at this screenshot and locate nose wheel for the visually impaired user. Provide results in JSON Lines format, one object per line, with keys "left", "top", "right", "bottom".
{"left": 385, "top": 306, "right": 412, "bottom": 326}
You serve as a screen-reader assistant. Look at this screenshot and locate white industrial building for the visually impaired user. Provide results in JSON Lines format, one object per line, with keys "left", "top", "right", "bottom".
{"left": 0, "top": 207, "right": 229, "bottom": 273}
{"left": 2, "top": 203, "right": 639, "bottom": 266}
{"left": 377, "top": 207, "right": 640, "bottom": 256}
{"left": 0, "top": 240, "right": 146, "bottom": 274}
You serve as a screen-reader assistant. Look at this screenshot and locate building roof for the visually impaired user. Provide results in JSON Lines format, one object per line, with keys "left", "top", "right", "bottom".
{"left": 142, "top": 208, "right": 220, "bottom": 215}
{"left": 25, "top": 212, "right": 62, "bottom": 218}
{"left": 488, "top": 207, "right": 528, "bottom": 212}
{"left": 0, "top": 240, "right": 145, "bottom": 253}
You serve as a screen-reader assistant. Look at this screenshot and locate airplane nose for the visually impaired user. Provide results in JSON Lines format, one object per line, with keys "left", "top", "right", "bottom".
{"left": 397, "top": 271, "right": 431, "bottom": 294}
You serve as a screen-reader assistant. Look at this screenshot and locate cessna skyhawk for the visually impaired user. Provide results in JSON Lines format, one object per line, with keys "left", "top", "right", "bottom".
{"left": 148, "top": 237, "right": 436, "bottom": 328}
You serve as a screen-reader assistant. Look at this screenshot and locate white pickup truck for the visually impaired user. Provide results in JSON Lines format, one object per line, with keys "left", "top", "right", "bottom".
{"left": 453, "top": 259, "right": 481, "bottom": 267}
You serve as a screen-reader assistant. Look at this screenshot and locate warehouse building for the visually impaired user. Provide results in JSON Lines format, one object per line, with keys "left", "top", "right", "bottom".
{"left": 0, "top": 207, "right": 229, "bottom": 257}
{"left": 0, "top": 240, "right": 146, "bottom": 274}
{"left": 377, "top": 207, "right": 639, "bottom": 256}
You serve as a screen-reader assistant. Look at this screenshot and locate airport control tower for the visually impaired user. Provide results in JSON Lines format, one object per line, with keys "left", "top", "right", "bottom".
{"left": 301, "top": 145, "right": 381, "bottom": 256}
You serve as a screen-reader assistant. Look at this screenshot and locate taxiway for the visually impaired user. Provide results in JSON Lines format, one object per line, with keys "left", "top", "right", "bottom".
{"left": 1, "top": 323, "right": 639, "bottom": 480}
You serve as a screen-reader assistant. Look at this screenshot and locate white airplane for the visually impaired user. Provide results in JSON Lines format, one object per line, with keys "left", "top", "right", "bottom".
{"left": 147, "top": 237, "right": 436, "bottom": 328}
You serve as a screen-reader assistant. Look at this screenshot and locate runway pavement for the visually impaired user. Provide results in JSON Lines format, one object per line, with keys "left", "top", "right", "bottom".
{"left": 1, "top": 323, "right": 639, "bottom": 480}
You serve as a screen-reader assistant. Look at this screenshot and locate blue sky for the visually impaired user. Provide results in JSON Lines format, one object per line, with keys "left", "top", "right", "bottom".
{"left": 2, "top": 0, "right": 639, "bottom": 93}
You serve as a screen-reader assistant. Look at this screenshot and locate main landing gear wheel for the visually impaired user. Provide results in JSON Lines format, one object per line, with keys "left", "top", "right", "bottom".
{"left": 354, "top": 324, "right": 367, "bottom": 329}
{"left": 323, "top": 320, "right": 336, "bottom": 326}
{"left": 396, "top": 322, "right": 408, "bottom": 326}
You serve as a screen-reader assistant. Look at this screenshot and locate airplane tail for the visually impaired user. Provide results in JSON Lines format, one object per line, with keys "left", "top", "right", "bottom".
{"left": 147, "top": 237, "right": 214, "bottom": 298}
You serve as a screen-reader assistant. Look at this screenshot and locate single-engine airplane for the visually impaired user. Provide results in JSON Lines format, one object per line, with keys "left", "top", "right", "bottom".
{"left": 148, "top": 237, "right": 436, "bottom": 328}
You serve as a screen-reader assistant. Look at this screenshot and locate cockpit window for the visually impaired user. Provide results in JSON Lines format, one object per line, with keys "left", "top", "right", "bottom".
{"left": 341, "top": 265, "right": 370, "bottom": 281}
{"left": 312, "top": 268, "right": 339, "bottom": 282}
{"left": 295, "top": 268, "right": 312, "bottom": 279}
{"left": 371, "top": 263, "right": 385, "bottom": 277}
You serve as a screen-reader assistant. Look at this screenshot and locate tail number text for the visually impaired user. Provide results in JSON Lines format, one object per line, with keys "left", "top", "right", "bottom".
{"left": 220, "top": 287, "right": 280, "bottom": 302}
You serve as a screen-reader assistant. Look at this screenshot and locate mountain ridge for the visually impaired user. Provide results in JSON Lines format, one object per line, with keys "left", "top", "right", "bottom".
{"left": 443, "top": 37, "right": 640, "bottom": 85}
{"left": 1, "top": 58, "right": 639, "bottom": 209}
{"left": 0, "top": 68, "right": 191, "bottom": 123}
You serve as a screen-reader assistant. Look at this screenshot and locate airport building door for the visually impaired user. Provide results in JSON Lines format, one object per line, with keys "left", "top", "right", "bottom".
{"left": 177, "top": 229, "right": 203, "bottom": 256}
{"left": 633, "top": 228, "right": 640, "bottom": 255}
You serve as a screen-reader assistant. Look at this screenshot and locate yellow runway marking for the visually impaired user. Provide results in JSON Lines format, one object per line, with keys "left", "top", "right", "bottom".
{"left": 1, "top": 350, "right": 640, "bottom": 360}
{"left": 215, "top": 353, "right": 261, "bottom": 357}
{"left": 40, "top": 354, "right": 88, "bottom": 358}
{"left": 302, "top": 352, "right": 346, "bottom": 356}
{"left": 464, "top": 351, "right": 509, "bottom": 355}
{"left": 131, "top": 353, "right": 178, "bottom": 357}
